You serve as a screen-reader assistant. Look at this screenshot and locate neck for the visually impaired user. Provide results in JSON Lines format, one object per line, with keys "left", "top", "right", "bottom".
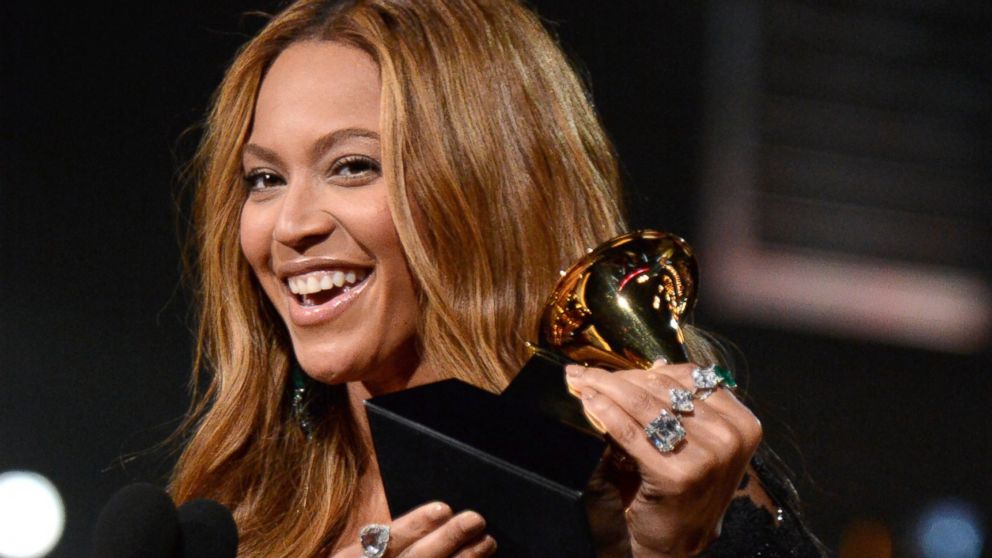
{"left": 355, "top": 337, "right": 438, "bottom": 398}
{"left": 334, "top": 363, "right": 438, "bottom": 553}
{"left": 346, "top": 357, "right": 439, "bottom": 454}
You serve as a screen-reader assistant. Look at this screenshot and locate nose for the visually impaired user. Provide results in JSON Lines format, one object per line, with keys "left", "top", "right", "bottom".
{"left": 272, "top": 181, "right": 334, "bottom": 250}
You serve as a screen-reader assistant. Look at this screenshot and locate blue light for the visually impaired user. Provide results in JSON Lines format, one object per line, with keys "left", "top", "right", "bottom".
{"left": 916, "top": 499, "right": 985, "bottom": 558}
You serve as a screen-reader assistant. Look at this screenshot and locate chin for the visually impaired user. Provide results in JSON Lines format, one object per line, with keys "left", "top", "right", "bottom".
{"left": 292, "top": 347, "right": 364, "bottom": 386}
{"left": 292, "top": 334, "right": 423, "bottom": 393}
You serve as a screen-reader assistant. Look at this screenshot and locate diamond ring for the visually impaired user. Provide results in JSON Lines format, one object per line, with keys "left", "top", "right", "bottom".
{"left": 644, "top": 409, "right": 686, "bottom": 453}
{"left": 360, "top": 524, "right": 390, "bottom": 558}
{"left": 691, "top": 364, "right": 737, "bottom": 400}
{"left": 669, "top": 387, "right": 694, "bottom": 413}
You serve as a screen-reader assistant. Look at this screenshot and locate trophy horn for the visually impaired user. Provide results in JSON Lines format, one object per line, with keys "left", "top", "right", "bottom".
{"left": 539, "top": 230, "right": 698, "bottom": 370}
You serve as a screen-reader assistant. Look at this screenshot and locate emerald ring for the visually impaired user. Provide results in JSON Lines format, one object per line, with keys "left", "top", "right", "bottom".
{"left": 691, "top": 364, "right": 737, "bottom": 401}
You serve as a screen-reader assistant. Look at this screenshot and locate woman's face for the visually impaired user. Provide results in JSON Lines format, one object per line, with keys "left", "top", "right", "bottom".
{"left": 239, "top": 41, "right": 421, "bottom": 389}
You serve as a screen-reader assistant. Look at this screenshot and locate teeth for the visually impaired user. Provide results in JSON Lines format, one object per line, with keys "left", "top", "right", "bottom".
{"left": 286, "top": 269, "right": 367, "bottom": 295}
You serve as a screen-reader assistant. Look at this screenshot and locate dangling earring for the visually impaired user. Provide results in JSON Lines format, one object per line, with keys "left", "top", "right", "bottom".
{"left": 290, "top": 362, "right": 316, "bottom": 439}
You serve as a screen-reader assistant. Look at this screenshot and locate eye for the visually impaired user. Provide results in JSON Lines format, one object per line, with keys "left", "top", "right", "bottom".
{"left": 243, "top": 169, "right": 285, "bottom": 191}
{"left": 330, "top": 155, "right": 380, "bottom": 182}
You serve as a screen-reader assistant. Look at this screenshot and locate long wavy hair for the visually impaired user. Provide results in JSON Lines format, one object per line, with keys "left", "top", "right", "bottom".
{"left": 169, "top": 1, "right": 725, "bottom": 556}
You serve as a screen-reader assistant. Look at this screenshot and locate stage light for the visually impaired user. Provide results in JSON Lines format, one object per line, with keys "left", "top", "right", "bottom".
{"left": 0, "top": 471, "right": 65, "bottom": 558}
{"left": 916, "top": 498, "right": 985, "bottom": 558}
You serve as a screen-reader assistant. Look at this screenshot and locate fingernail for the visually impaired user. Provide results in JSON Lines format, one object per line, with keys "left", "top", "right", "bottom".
{"left": 485, "top": 535, "right": 498, "bottom": 554}
{"left": 428, "top": 502, "right": 451, "bottom": 521}
{"left": 581, "top": 387, "right": 598, "bottom": 401}
{"left": 458, "top": 510, "right": 486, "bottom": 533}
{"left": 652, "top": 357, "right": 669, "bottom": 367}
{"left": 566, "top": 365, "right": 584, "bottom": 378}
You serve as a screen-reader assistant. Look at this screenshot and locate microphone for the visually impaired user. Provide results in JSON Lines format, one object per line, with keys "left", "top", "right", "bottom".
{"left": 177, "top": 499, "right": 238, "bottom": 558}
{"left": 92, "top": 483, "right": 180, "bottom": 558}
{"left": 93, "top": 483, "right": 238, "bottom": 558}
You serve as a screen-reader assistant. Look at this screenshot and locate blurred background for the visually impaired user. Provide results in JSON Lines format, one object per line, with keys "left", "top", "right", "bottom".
{"left": 1, "top": 1, "right": 989, "bottom": 556}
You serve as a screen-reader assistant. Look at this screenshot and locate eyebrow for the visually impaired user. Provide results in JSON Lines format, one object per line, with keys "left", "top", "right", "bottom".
{"left": 309, "top": 128, "right": 380, "bottom": 162}
{"left": 242, "top": 128, "right": 381, "bottom": 168}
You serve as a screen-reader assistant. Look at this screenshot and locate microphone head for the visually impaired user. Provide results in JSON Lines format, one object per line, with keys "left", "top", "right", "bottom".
{"left": 177, "top": 499, "right": 239, "bottom": 558}
{"left": 92, "top": 483, "right": 180, "bottom": 558}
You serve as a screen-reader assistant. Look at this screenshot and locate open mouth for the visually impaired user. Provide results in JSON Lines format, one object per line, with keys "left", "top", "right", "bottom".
{"left": 287, "top": 268, "right": 370, "bottom": 308}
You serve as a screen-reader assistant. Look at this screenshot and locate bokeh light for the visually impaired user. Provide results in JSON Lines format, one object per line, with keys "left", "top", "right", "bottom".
{"left": 0, "top": 470, "right": 66, "bottom": 557}
{"left": 840, "top": 519, "right": 892, "bottom": 558}
{"left": 916, "top": 499, "right": 985, "bottom": 558}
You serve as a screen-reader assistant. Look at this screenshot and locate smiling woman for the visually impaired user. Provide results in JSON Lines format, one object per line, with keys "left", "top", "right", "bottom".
{"left": 169, "top": 1, "right": 823, "bottom": 557}
{"left": 239, "top": 42, "right": 425, "bottom": 394}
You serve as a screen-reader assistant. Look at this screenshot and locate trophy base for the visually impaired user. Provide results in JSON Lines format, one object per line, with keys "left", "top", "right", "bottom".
{"left": 366, "top": 356, "right": 608, "bottom": 557}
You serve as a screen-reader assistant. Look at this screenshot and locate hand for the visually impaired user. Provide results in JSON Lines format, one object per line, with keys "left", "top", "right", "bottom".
{"left": 333, "top": 502, "right": 496, "bottom": 558}
{"left": 565, "top": 361, "right": 762, "bottom": 558}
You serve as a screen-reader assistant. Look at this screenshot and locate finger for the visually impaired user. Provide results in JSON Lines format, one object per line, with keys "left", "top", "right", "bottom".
{"left": 613, "top": 362, "right": 698, "bottom": 388}
{"left": 696, "top": 401, "right": 762, "bottom": 460}
{"left": 621, "top": 364, "right": 760, "bottom": 448}
{"left": 652, "top": 364, "right": 762, "bottom": 454}
{"left": 451, "top": 534, "right": 497, "bottom": 558}
{"left": 693, "top": 393, "right": 763, "bottom": 454}
{"left": 639, "top": 372, "right": 752, "bottom": 470}
{"left": 397, "top": 510, "right": 486, "bottom": 558}
{"left": 613, "top": 362, "right": 696, "bottom": 397}
{"left": 577, "top": 386, "right": 677, "bottom": 462}
{"left": 571, "top": 364, "right": 720, "bottom": 440}
{"left": 583, "top": 365, "right": 752, "bottom": 462}
{"left": 566, "top": 365, "right": 666, "bottom": 427}
{"left": 570, "top": 362, "right": 716, "bottom": 422}
{"left": 385, "top": 502, "right": 453, "bottom": 555}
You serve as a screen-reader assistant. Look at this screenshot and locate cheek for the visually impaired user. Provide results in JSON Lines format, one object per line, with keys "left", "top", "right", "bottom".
{"left": 361, "top": 195, "right": 419, "bottom": 313}
{"left": 239, "top": 203, "right": 272, "bottom": 270}
{"left": 360, "top": 192, "right": 399, "bottom": 244}
{"left": 368, "top": 203, "right": 409, "bottom": 279}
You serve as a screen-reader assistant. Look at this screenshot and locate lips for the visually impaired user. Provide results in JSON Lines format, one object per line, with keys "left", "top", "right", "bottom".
{"left": 278, "top": 261, "right": 373, "bottom": 327}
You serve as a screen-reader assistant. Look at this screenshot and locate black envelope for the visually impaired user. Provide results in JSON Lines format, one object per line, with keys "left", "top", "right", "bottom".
{"left": 365, "top": 353, "right": 609, "bottom": 557}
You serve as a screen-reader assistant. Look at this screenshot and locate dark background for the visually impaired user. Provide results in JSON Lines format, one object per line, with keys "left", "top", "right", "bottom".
{"left": 2, "top": 1, "right": 989, "bottom": 556}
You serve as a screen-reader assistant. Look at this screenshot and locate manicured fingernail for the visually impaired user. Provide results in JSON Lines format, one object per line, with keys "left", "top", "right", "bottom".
{"left": 581, "top": 387, "right": 598, "bottom": 401}
{"left": 566, "top": 365, "right": 584, "bottom": 377}
{"left": 428, "top": 502, "right": 451, "bottom": 521}
{"left": 458, "top": 510, "right": 486, "bottom": 533}
{"left": 652, "top": 358, "right": 669, "bottom": 367}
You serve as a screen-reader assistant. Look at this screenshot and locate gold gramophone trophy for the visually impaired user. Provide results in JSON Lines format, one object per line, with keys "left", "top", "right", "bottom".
{"left": 367, "top": 231, "right": 698, "bottom": 557}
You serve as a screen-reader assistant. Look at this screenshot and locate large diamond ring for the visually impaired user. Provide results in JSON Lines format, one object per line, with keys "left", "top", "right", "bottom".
{"left": 691, "top": 364, "right": 737, "bottom": 400}
{"left": 359, "top": 524, "right": 390, "bottom": 558}
{"left": 644, "top": 409, "right": 686, "bottom": 453}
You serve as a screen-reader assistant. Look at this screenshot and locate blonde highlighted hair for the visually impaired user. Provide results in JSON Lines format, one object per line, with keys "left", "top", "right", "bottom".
{"left": 170, "top": 1, "right": 720, "bottom": 555}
